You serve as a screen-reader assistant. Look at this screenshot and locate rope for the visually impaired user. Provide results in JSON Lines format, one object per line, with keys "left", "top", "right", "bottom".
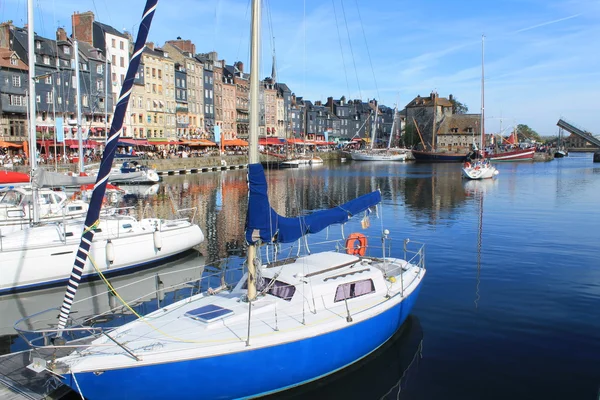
{"left": 71, "top": 371, "right": 85, "bottom": 400}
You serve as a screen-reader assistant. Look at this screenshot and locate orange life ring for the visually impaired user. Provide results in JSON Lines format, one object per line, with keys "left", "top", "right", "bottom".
{"left": 345, "top": 233, "right": 368, "bottom": 256}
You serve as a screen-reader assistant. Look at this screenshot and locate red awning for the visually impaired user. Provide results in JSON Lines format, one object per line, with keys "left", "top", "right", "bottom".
{"left": 180, "top": 139, "right": 217, "bottom": 147}
{"left": 259, "top": 137, "right": 285, "bottom": 145}
{"left": 223, "top": 139, "right": 249, "bottom": 147}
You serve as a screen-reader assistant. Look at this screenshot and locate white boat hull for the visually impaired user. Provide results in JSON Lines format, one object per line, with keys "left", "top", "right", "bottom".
{"left": 462, "top": 165, "right": 498, "bottom": 180}
{"left": 0, "top": 218, "right": 204, "bottom": 293}
{"left": 349, "top": 151, "right": 407, "bottom": 161}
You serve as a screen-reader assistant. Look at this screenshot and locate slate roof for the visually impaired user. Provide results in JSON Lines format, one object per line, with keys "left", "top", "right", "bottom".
{"left": 438, "top": 114, "right": 481, "bottom": 135}
{"left": 94, "top": 21, "right": 127, "bottom": 39}
{"left": 407, "top": 93, "right": 453, "bottom": 108}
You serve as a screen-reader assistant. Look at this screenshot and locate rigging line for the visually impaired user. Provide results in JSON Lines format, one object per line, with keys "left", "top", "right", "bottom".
{"left": 353, "top": 0, "right": 380, "bottom": 101}
{"left": 235, "top": 0, "right": 252, "bottom": 62}
{"left": 331, "top": 0, "right": 351, "bottom": 98}
{"left": 340, "top": 0, "right": 362, "bottom": 100}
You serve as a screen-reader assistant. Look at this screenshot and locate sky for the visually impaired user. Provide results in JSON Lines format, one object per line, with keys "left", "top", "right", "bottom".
{"left": 2, "top": 0, "right": 599, "bottom": 137}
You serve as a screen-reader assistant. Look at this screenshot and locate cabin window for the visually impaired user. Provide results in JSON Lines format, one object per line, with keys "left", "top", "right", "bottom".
{"left": 334, "top": 279, "right": 375, "bottom": 302}
{"left": 244, "top": 278, "right": 296, "bottom": 301}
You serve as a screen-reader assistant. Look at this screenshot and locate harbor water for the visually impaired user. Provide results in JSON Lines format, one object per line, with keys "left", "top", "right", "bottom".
{"left": 1, "top": 152, "right": 599, "bottom": 399}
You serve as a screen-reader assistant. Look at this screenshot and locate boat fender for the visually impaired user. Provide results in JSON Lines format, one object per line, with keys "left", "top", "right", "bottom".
{"left": 464, "top": 161, "right": 471, "bottom": 168}
{"left": 106, "top": 239, "right": 115, "bottom": 265}
{"left": 345, "top": 233, "right": 367, "bottom": 257}
{"left": 153, "top": 229, "right": 162, "bottom": 251}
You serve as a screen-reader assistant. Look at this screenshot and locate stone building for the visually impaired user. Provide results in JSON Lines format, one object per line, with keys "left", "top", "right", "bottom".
{"left": 163, "top": 39, "right": 203, "bottom": 137}
{"left": 262, "top": 77, "right": 277, "bottom": 137}
{"left": 437, "top": 114, "right": 482, "bottom": 151}
{"left": 72, "top": 11, "right": 129, "bottom": 137}
{"left": 221, "top": 65, "right": 236, "bottom": 140}
{"left": 141, "top": 43, "right": 176, "bottom": 141}
{"left": 232, "top": 61, "right": 249, "bottom": 140}
{"left": 174, "top": 63, "right": 189, "bottom": 138}
{"left": 0, "top": 25, "right": 28, "bottom": 142}
{"left": 404, "top": 91, "right": 454, "bottom": 149}
{"left": 129, "top": 62, "right": 146, "bottom": 138}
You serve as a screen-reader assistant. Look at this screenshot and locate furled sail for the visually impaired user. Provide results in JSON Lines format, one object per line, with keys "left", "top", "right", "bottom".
{"left": 56, "top": 0, "right": 158, "bottom": 331}
{"left": 245, "top": 163, "right": 381, "bottom": 244}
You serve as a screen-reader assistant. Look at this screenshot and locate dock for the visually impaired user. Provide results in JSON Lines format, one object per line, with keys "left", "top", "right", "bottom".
{"left": 0, "top": 351, "right": 72, "bottom": 399}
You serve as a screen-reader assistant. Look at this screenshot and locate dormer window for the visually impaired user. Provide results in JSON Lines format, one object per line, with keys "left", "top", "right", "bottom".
{"left": 63, "top": 46, "right": 70, "bottom": 55}
{"left": 10, "top": 56, "right": 18, "bottom": 66}
{"left": 43, "top": 55, "right": 50, "bottom": 65}
{"left": 35, "top": 41, "right": 41, "bottom": 50}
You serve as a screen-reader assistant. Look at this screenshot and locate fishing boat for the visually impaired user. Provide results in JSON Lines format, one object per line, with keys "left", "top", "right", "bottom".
{"left": 17, "top": 2, "right": 425, "bottom": 398}
{"left": 462, "top": 36, "right": 498, "bottom": 180}
{"left": 488, "top": 129, "right": 535, "bottom": 162}
{"left": 349, "top": 107, "right": 407, "bottom": 162}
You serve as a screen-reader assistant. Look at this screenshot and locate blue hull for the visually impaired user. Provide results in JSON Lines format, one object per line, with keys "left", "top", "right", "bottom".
{"left": 63, "top": 281, "right": 423, "bottom": 399}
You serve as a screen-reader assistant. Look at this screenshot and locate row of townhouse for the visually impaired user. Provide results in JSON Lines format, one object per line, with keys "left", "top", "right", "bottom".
{"left": 2, "top": 11, "right": 481, "bottom": 149}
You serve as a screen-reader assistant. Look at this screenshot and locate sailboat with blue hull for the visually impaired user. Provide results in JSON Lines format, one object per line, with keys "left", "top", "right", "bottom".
{"left": 15, "top": 1, "right": 425, "bottom": 398}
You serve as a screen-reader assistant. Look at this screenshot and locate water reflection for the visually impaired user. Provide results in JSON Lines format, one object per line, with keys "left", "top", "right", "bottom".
{"left": 265, "top": 316, "right": 424, "bottom": 400}
{"left": 0, "top": 250, "right": 205, "bottom": 355}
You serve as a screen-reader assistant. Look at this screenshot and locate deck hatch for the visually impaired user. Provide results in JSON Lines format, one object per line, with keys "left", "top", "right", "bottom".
{"left": 184, "top": 304, "right": 234, "bottom": 323}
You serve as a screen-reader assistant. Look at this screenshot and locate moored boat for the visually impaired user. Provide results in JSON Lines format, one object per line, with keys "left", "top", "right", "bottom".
{"left": 488, "top": 147, "right": 535, "bottom": 162}
{"left": 412, "top": 149, "right": 468, "bottom": 162}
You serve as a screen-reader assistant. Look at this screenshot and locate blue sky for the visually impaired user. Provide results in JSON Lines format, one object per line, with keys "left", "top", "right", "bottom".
{"left": 3, "top": 0, "right": 599, "bottom": 137}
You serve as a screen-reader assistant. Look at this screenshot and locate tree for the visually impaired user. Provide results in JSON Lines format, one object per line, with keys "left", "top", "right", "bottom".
{"left": 516, "top": 124, "right": 541, "bottom": 142}
{"left": 449, "top": 97, "right": 468, "bottom": 114}
{"left": 402, "top": 123, "right": 422, "bottom": 148}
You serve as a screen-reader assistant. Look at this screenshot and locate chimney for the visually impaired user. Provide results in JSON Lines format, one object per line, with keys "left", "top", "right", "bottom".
{"left": 165, "top": 38, "right": 196, "bottom": 54}
{"left": 326, "top": 96, "right": 334, "bottom": 111}
{"left": 56, "top": 27, "right": 67, "bottom": 42}
{"left": 0, "top": 21, "right": 14, "bottom": 49}
{"left": 235, "top": 61, "right": 244, "bottom": 73}
{"left": 71, "top": 11, "right": 94, "bottom": 45}
{"left": 146, "top": 41, "right": 154, "bottom": 50}
{"left": 449, "top": 94, "right": 453, "bottom": 101}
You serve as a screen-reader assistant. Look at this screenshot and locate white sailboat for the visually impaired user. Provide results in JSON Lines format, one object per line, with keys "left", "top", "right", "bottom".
{"left": 349, "top": 107, "right": 407, "bottom": 161}
{"left": 462, "top": 35, "right": 498, "bottom": 180}
{"left": 0, "top": 0, "right": 203, "bottom": 294}
{"left": 17, "top": 2, "right": 425, "bottom": 398}
{"left": 0, "top": 186, "right": 88, "bottom": 234}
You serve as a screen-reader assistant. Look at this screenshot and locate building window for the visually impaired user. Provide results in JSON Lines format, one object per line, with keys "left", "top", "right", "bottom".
{"left": 57, "top": 96, "right": 62, "bottom": 105}
{"left": 36, "top": 41, "right": 41, "bottom": 49}
{"left": 120, "top": 57, "right": 125, "bottom": 68}
{"left": 45, "top": 75, "right": 52, "bottom": 84}
{"left": 112, "top": 55, "right": 116, "bottom": 65}
{"left": 10, "top": 56, "right": 18, "bottom": 66}
{"left": 97, "top": 64, "right": 103, "bottom": 74}
{"left": 64, "top": 46, "right": 70, "bottom": 55}
{"left": 12, "top": 75, "right": 21, "bottom": 87}
{"left": 9, "top": 95, "right": 23, "bottom": 106}
{"left": 36, "top": 95, "right": 40, "bottom": 103}
{"left": 82, "top": 95, "right": 88, "bottom": 107}
{"left": 112, "top": 38, "right": 116, "bottom": 48}
{"left": 46, "top": 91, "right": 53, "bottom": 103}
{"left": 97, "top": 80, "right": 104, "bottom": 90}
{"left": 43, "top": 56, "right": 50, "bottom": 65}
{"left": 120, "top": 41, "right": 124, "bottom": 50}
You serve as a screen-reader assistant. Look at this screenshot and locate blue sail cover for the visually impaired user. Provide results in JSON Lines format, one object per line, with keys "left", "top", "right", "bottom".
{"left": 245, "top": 163, "right": 381, "bottom": 244}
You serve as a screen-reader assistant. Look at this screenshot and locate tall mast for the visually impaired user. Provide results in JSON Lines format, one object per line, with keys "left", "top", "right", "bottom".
{"left": 246, "top": 0, "right": 260, "bottom": 301}
{"left": 56, "top": 0, "right": 158, "bottom": 332}
{"left": 387, "top": 106, "right": 396, "bottom": 150}
{"left": 370, "top": 106, "right": 376, "bottom": 151}
{"left": 74, "top": 40, "right": 84, "bottom": 173}
{"left": 27, "top": 0, "right": 39, "bottom": 222}
{"left": 432, "top": 93, "right": 436, "bottom": 151}
{"left": 480, "top": 35, "right": 485, "bottom": 152}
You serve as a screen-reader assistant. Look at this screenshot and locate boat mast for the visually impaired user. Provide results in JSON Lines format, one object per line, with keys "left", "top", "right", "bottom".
{"left": 74, "top": 40, "right": 84, "bottom": 173}
{"left": 480, "top": 35, "right": 485, "bottom": 154}
{"left": 56, "top": 0, "right": 158, "bottom": 333}
{"left": 370, "top": 106, "right": 376, "bottom": 151}
{"left": 387, "top": 106, "right": 396, "bottom": 150}
{"left": 26, "top": 0, "right": 39, "bottom": 223}
{"left": 246, "top": 0, "right": 260, "bottom": 301}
